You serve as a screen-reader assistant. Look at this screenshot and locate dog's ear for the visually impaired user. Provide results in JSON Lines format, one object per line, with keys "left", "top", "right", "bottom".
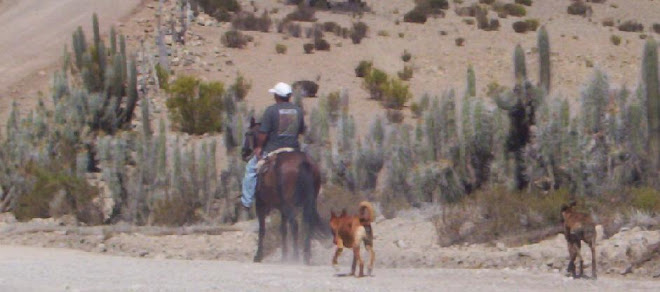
{"left": 340, "top": 209, "right": 347, "bottom": 217}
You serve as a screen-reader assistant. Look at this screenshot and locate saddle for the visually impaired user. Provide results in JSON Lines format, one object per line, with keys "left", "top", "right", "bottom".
{"left": 256, "top": 147, "right": 295, "bottom": 175}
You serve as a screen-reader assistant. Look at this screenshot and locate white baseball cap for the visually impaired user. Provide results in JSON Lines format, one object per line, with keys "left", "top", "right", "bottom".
{"left": 268, "top": 82, "right": 292, "bottom": 97}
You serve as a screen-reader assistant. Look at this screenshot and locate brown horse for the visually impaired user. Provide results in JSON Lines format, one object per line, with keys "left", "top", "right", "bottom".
{"left": 242, "top": 117, "right": 328, "bottom": 264}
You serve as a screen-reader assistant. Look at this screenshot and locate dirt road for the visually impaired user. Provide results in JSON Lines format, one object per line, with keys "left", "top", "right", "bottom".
{"left": 0, "top": 246, "right": 657, "bottom": 292}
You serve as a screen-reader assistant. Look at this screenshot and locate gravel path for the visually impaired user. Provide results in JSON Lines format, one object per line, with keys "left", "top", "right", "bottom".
{"left": 0, "top": 245, "right": 658, "bottom": 292}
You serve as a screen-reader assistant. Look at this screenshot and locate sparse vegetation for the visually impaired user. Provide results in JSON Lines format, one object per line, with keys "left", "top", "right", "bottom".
{"left": 503, "top": 3, "right": 526, "bottom": 17}
{"left": 166, "top": 75, "right": 225, "bottom": 135}
{"left": 567, "top": 1, "right": 591, "bottom": 17}
{"left": 355, "top": 60, "right": 373, "bottom": 77}
{"left": 275, "top": 43, "right": 287, "bottom": 54}
{"left": 231, "top": 11, "right": 272, "bottom": 32}
{"left": 303, "top": 43, "right": 315, "bottom": 54}
{"left": 195, "top": 0, "right": 241, "bottom": 22}
{"left": 610, "top": 35, "right": 621, "bottom": 45}
{"left": 401, "top": 50, "right": 412, "bottom": 62}
{"left": 515, "top": 0, "right": 532, "bottom": 6}
{"left": 455, "top": 37, "right": 465, "bottom": 46}
{"left": 403, "top": 7, "right": 428, "bottom": 24}
{"left": 285, "top": 4, "right": 317, "bottom": 22}
{"left": 398, "top": 65, "right": 414, "bottom": 81}
{"left": 350, "top": 22, "right": 369, "bottom": 44}
{"left": 654, "top": 23, "right": 660, "bottom": 34}
{"left": 618, "top": 20, "right": 644, "bottom": 32}
{"left": 221, "top": 30, "right": 252, "bottom": 48}
{"left": 314, "top": 37, "right": 331, "bottom": 51}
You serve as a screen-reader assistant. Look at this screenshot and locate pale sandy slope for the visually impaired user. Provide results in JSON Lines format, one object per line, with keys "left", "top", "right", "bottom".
{"left": 0, "top": 245, "right": 658, "bottom": 292}
{"left": 0, "top": 0, "right": 141, "bottom": 129}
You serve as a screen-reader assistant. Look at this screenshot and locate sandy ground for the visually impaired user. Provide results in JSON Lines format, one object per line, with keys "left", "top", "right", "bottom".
{"left": 0, "top": 0, "right": 142, "bottom": 130}
{"left": 0, "top": 245, "right": 659, "bottom": 292}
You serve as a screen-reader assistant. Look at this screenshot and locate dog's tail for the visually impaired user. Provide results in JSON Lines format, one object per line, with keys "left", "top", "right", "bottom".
{"left": 358, "top": 201, "right": 375, "bottom": 225}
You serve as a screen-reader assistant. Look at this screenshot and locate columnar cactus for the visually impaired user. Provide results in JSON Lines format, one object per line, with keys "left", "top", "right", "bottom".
{"left": 514, "top": 44, "right": 527, "bottom": 83}
{"left": 538, "top": 26, "right": 551, "bottom": 93}
{"left": 643, "top": 38, "right": 660, "bottom": 173}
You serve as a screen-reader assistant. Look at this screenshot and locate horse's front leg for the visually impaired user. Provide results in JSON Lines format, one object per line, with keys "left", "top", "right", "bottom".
{"left": 254, "top": 206, "right": 266, "bottom": 263}
{"left": 280, "top": 212, "right": 288, "bottom": 261}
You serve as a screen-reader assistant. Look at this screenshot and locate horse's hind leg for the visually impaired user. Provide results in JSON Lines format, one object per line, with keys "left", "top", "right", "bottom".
{"left": 290, "top": 215, "right": 299, "bottom": 260}
{"left": 567, "top": 241, "right": 578, "bottom": 278}
{"left": 280, "top": 212, "right": 288, "bottom": 261}
{"left": 254, "top": 207, "right": 267, "bottom": 263}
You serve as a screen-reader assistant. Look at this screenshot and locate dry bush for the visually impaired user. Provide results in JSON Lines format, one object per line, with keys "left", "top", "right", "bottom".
{"left": 610, "top": 35, "right": 621, "bottom": 46}
{"left": 602, "top": 17, "right": 614, "bottom": 27}
{"left": 231, "top": 11, "right": 272, "bottom": 32}
{"left": 292, "top": 80, "right": 319, "bottom": 97}
{"left": 654, "top": 23, "right": 660, "bottom": 34}
{"left": 151, "top": 196, "right": 199, "bottom": 226}
{"left": 196, "top": 0, "right": 240, "bottom": 22}
{"left": 350, "top": 22, "right": 368, "bottom": 44}
{"left": 221, "top": 30, "right": 252, "bottom": 48}
{"left": 567, "top": 1, "right": 591, "bottom": 16}
{"left": 277, "top": 21, "right": 302, "bottom": 38}
{"left": 403, "top": 8, "right": 427, "bottom": 24}
{"left": 479, "top": 0, "right": 495, "bottom": 4}
{"left": 630, "top": 187, "right": 660, "bottom": 214}
{"left": 386, "top": 109, "right": 405, "bottom": 124}
{"left": 401, "top": 50, "right": 412, "bottom": 62}
{"left": 314, "top": 37, "right": 331, "bottom": 51}
{"left": 303, "top": 43, "right": 315, "bottom": 54}
{"left": 397, "top": 65, "right": 413, "bottom": 80}
{"left": 503, "top": 3, "right": 526, "bottom": 17}
{"left": 455, "top": 37, "right": 465, "bottom": 46}
{"left": 285, "top": 4, "right": 317, "bottom": 22}
{"left": 433, "top": 187, "right": 570, "bottom": 246}
{"left": 618, "top": 20, "right": 644, "bottom": 32}
{"left": 515, "top": 0, "right": 532, "bottom": 6}
{"left": 275, "top": 43, "right": 287, "bottom": 54}
{"left": 512, "top": 21, "right": 529, "bottom": 33}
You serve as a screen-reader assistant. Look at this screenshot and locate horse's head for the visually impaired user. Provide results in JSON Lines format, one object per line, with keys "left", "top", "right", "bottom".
{"left": 241, "top": 117, "right": 260, "bottom": 161}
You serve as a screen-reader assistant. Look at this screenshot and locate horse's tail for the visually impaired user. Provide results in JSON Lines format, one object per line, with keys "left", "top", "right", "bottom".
{"left": 358, "top": 201, "right": 375, "bottom": 225}
{"left": 299, "top": 160, "right": 329, "bottom": 240}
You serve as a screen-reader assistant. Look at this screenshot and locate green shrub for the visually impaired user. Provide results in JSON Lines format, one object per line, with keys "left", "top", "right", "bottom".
{"left": 610, "top": 35, "right": 621, "bottom": 46}
{"left": 355, "top": 60, "right": 373, "bottom": 77}
{"left": 515, "top": 0, "right": 532, "bottom": 6}
{"left": 512, "top": 21, "right": 529, "bottom": 33}
{"left": 524, "top": 19, "right": 539, "bottom": 31}
{"left": 654, "top": 23, "right": 660, "bottom": 34}
{"left": 363, "top": 68, "right": 388, "bottom": 100}
{"left": 196, "top": 0, "right": 241, "bottom": 22}
{"left": 479, "top": 0, "right": 495, "bottom": 4}
{"left": 285, "top": 4, "right": 316, "bottom": 22}
{"left": 503, "top": 3, "right": 526, "bottom": 17}
{"left": 275, "top": 43, "right": 287, "bottom": 54}
{"left": 455, "top": 37, "right": 465, "bottom": 46}
{"left": 221, "top": 30, "right": 252, "bottom": 48}
{"left": 229, "top": 73, "right": 251, "bottom": 101}
{"left": 323, "top": 21, "right": 341, "bottom": 34}
{"left": 383, "top": 78, "right": 412, "bottom": 109}
{"left": 166, "top": 75, "right": 225, "bottom": 135}
{"left": 401, "top": 50, "right": 412, "bottom": 62}
{"left": 631, "top": 187, "right": 660, "bottom": 213}
{"left": 231, "top": 11, "right": 272, "bottom": 32}
{"left": 155, "top": 63, "right": 170, "bottom": 90}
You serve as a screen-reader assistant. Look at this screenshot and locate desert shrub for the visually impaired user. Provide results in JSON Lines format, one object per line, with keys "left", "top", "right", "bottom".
{"left": 155, "top": 63, "right": 170, "bottom": 90}
{"left": 463, "top": 18, "right": 475, "bottom": 25}
{"left": 196, "top": 0, "right": 241, "bottom": 22}
{"left": 618, "top": 20, "right": 644, "bottom": 32}
{"left": 404, "top": 8, "right": 427, "bottom": 24}
{"left": 602, "top": 17, "right": 614, "bottom": 27}
{"left": 386, "top": 109, "right": 405, "bottom": 124}
{"left": 433, "top": 187, "right": 570, "bottom": 246}
{"left": 277, "top": 21, "right": 303, "bottom": 37}
{"left": 401, "top": 50, "right": 412, "bottom": 62}
{"left": 363, "top": 68, "right": 388, "bottom": 100}
{"left": 323, "top": 21, "right": 341, "bottom": 34}
{"left": 292, "top": 80, "right": 319, "bottom": 97}
{"left": 285, "top": 4, "right": 317, "bottom": 22}
{"left": 221, "top": 30, "right": 252, "bottom": 48}
{"left": 654, "top": 23, "right": 660, "bottom": 34}
{"left": 512, "top": 21, "right": 530, "bottom": 33}
{"left": 377, "top": 30, "right": 390, "bottom": 37}
{"left": 355, "top": 60, "right": 373, "bottom": 77}
{"left": 229, "top": 73, "right": 251, "bottom": 101}
{"left": 515, "top": 0, "right": 532, "bottom": 6}
{"left": 630, "top": 187, "right": 660, "bottom": 213}
{"left": 610, "top": 35, "right": 621, "bottom": 45}
{"left": 13, "top": 164, "right": 101, "bottom": 223}
{"left": 586, "top": 0, "right": 606, "bottom": 3}
{"left": 398, "top": 65, "right": 413, "bottom": 81}
{"left": 305, "top": 24, "right": 324, "bottom": 39}
{"left": 166, "top": 75, "right": 225, "bottom": 135}
{"left": 382, "top": 78, "right": 412, "bottom": 109}
{"left": 303, "top": 43, "right": 315, "bottom": 54}
{"left": 314, "top": 37, "right": 331, "bottom": 51}
{"left": 524, "top": 19, "right": 539, "bottom": 31}
{"left": 350, "top": 22, "right": 368, "bottom": 44}
{"left": 275, "top": 43, "right": 287, "bottom": 54}
{"left": 479, "top": 0, "right": 495, "bottom": 4}
{"left": 455, "top": 5, "right": 477, "bottom": 17}
{"left": 455, "top": 37, "right": 465, "bottom": 46}
{"left": 151, "top": 196, "right": 198, "bottom": 226}
{"left": 567, "top": 1, "right": 591, "bottom": 16}
{"left": 231, "top": 11, "right": 272, "bottom": 32}
{"left": 503, "top": 3, "right": 526, "bottom": 17}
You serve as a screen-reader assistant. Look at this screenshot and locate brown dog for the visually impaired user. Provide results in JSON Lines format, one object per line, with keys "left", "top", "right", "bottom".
{"left": 561, "top": 201, "right": 597, "bottom": 279}
{"left": 329, "top": 201, "right": 375, "bottom": 277}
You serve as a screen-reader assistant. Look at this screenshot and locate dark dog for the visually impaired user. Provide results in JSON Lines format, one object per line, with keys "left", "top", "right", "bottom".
{"left": 561, "top": 201, "right": 597, "bottom": 279}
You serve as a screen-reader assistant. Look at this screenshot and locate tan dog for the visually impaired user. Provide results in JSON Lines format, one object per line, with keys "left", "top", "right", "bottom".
{"left": 561, "top": 201, "right": 597, "bottom": 279}
{"left": 329, "top": 201, "right": 375, "bottom": 277}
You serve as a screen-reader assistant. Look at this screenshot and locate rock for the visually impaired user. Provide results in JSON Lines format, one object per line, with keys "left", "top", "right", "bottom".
{"left": 496, "top": 242, "right": 507, "bottom": 251}
{"left": 171, "top": 57, "right": 180, "bottom": 66}
{"left": 139, "top": 250, "right": 149, "bottom": 257}
{"left": 620, "top": 264, "right": 633, "bottom": 275}
{"left": 164, "top": 35, "right": 173, "bottom": 46}
{"left": 395, "top": 240, "right": 407, "bottom": 249}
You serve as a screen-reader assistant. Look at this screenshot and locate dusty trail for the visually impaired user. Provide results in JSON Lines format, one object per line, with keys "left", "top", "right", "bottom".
{"left": 0, "top": 245, "right": 658, "bottom": 292}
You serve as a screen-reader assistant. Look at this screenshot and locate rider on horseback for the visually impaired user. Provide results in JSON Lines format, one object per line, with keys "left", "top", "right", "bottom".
{"left": 241, "top": 82, "right": 305, "bottom": 209}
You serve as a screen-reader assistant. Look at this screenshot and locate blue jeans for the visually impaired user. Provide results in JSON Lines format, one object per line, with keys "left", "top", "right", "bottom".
{"left": 241, "top": 155, "right": 258, "bottom": 208}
